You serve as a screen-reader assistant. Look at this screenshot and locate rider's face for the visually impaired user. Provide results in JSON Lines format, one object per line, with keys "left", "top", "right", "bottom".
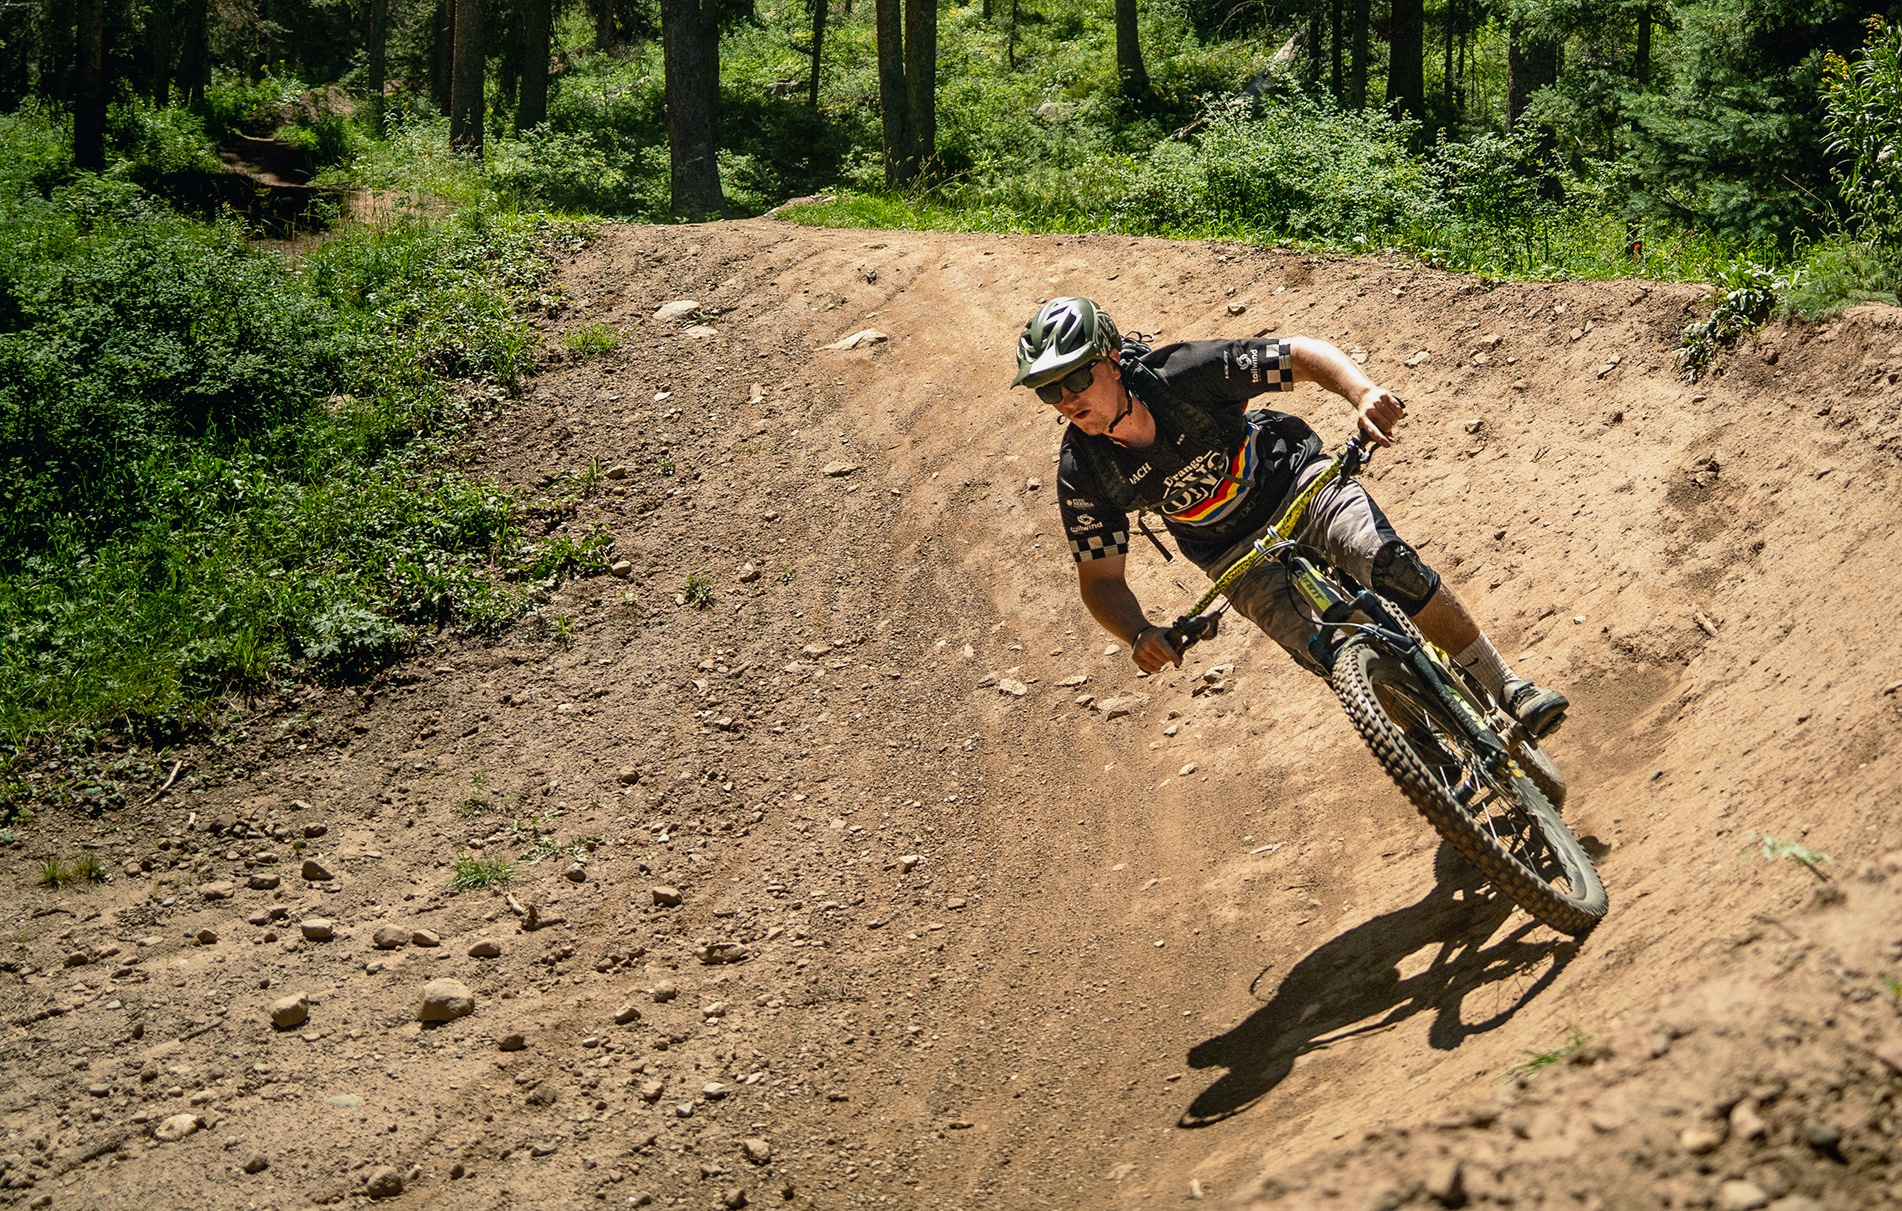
{"left": 1044, "top": 354, "right": 1125, "bottom": 437}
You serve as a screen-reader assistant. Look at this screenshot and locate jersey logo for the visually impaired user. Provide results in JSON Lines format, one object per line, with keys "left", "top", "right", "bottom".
{"left": 1071, "top": 513, "right": 1097, "bottom": 529}
{"left": 1127, "top": 464, "right": 1151, "bottom": 484}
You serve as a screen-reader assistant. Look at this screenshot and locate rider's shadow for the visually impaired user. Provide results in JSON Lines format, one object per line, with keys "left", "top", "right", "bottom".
{"left": 1179, "top": 846, "right": 1577, "bottom": 1128}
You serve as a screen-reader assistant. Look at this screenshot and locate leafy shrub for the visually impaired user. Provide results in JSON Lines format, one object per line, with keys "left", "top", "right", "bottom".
{"left": 1114, "top": 96, "right": 1439, "bottom": 240}
{"left": 105, "top": 100, "right": 223, "bottom": 179}
{"left": 1824, "top": 20, "right": 1902, "bottom": 247}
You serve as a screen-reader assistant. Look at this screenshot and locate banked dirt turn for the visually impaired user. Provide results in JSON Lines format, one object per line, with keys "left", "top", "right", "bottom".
{"left": 2, "top": 221, "right": 1900, "bottom": 1211}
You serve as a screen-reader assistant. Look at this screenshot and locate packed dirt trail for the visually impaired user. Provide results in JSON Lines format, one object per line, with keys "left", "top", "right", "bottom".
{"left": 6, "top": 219, "right": 1902, "bottom": 1211}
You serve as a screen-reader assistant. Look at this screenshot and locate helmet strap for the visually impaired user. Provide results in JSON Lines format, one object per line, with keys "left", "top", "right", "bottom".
{"left": 1104, "top": 364, "right": 1136, "bottom": 438}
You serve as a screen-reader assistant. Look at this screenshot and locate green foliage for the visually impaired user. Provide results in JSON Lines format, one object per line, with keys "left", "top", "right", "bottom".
{"left": 682, "top": 573, "right": 714, "bottom": 608}
{"left": 1505, "top": 1026, "right": 1592, "bottom": 1082}
{"left": 449, "top": 854, "right": 513, "bottom": 890}
{"left": 0, "top": 108, "right": 601, "bottom": 771}
{"left": 1778, "top": 233, "right": 1901, "bottom": 317}
{"left": 1824, "top": 21, "right": 1902, "bottom": 246}
{"left": 1743, "top": 829, "right": 1831, "bottom": 873}
{"left": 1678, "top": 263, "right": 1779, "bottom": 379}
{"left": 562, "top": 322, "right": 622, "bottom": 356}
{"left": 1117, "top": 98, "right": 1439, "bottom": 240}
{"left": 37, "top": 856, "right": 68, "bottom": 888}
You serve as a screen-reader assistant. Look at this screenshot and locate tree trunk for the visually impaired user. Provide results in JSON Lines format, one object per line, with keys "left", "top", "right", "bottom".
{"left": 1114, "top": 0, "right": 1148, "bottom": 102}
{"left": 1387, "top": 0, "right": 1421, "bottom": 120}
{"left": 1633, "top": 6, "right": 1650, "bottom": 88}
{"left": 1346, "top": 0, "right": 1367, "bottom": 109}
{"left": 1328, "top": 0, "right": 1341, "bottom": 102}
{"left": 518, "top": 0, "right": 550, "bottom": 128}
{"left": 981, "top": 0, "right": 989, "bottom": 20}
{"left": 660, "top": 0, "right": 725, "bottom": 216}
{"left": 149, "top": 0, "right": 174, "bottom": 107}
{"left": 368, "top": 0, "right": 389, "bottom": 134}
{"left": 74, "top": 0, "right": 105, "bottom": 169}
{"left": 1305, "top": 2, "right": 1322, "bottom": 91}
{"left": 1505, "top": 15, "right": 1559, "bottom": 130}
{"left": 904, "top": 0, "right": 935, "bottom": 175}
{"left": 875, "top": 0, "right": 913, "bottom": 183}
{"left": 434, "top": 0, "right": 455, "bottom": 112}
{"left": 177, "top": 0, "right": 207, "bottom": 102}
{"left": 808, "top": 0, "right": 826, "bottom": 108}
{"left": 595, "top": 0, "right": 619, "bottom": 49}
{"left": 449, "top": 0, "right": 484, "bottom": 153}
{"left": 1008, "top": 0, "right": 1018, "bottom": 68}
{"left": 1442, "top": 0, "right": 1454, "bottom": 114}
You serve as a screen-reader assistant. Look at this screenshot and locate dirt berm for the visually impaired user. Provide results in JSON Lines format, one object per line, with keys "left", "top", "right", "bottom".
{"left": 4, "top": 221, "right": 1902, "bottom": 1211}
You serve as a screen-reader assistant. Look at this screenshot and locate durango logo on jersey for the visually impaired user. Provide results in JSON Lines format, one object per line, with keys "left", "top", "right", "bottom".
{"left": 1157, "top": 449, "right": 1235, "bottom": 515}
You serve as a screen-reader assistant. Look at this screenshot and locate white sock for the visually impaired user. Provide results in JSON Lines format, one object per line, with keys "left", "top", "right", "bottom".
{"left": 1454, "top": 634, "right": 1517, "bottom": 702}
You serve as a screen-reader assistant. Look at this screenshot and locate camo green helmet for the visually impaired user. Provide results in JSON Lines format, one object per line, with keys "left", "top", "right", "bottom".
{"left": 1011, "top": 296, "right": 1120, "bottom": 389}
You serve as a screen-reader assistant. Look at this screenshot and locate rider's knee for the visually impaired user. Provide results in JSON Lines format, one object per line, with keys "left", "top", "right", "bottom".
{"left": 1371, "top": 539, "right": 1441, "bottom": 615}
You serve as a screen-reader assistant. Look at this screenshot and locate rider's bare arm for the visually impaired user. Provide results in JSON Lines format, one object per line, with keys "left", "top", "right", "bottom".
{"left": 1077, "top": 554, "right": 1183, "bottom": 674}
{"left": 1287, "top": 337, "right": 1406, "bottom": 446}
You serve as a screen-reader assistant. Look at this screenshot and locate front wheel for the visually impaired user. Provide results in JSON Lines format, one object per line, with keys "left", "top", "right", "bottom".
{"left": 1332, "top": 638, "right": 1607, "bottom": 935}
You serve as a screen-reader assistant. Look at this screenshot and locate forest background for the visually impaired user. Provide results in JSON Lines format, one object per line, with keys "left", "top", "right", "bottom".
{"left": 6, "top": 0, "right": 1902, "bottom": 817}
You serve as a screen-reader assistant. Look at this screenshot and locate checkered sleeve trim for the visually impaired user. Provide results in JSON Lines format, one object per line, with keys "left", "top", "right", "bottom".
{"left": 1269, "top": 338, "right": 1294, "bottom": 390}
{"left": 1070, "top": 531, "right": 1131, "bottom": 563}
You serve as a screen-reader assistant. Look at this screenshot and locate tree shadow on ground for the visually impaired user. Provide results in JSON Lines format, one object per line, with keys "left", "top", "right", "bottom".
{"left": 1179, "top": 846, "right": 1579, "bottom": 1128}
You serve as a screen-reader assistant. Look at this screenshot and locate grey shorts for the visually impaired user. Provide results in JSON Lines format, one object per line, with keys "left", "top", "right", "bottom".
{"left": 1200, "top": 457, "right": 1408, "bottom": 675}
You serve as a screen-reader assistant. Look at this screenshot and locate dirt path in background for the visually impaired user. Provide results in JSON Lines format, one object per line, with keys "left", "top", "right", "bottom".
{"left": 4, "top": 220, "right": 1902, "bottom": 1211}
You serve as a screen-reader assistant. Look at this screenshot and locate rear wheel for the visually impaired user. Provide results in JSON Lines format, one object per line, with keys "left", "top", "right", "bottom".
{"left": 1332, "top": 637, "right": 1606, "bottom": 934}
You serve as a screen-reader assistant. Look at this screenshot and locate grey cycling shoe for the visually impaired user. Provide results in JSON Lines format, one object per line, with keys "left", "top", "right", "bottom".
{"left": 1505, "top": 680, "right": 1569, "bottom": 738}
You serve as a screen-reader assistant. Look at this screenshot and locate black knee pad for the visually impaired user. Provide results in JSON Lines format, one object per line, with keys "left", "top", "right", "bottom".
{"left": 1371, "top": 539, "right": 1442, "bottom": 614}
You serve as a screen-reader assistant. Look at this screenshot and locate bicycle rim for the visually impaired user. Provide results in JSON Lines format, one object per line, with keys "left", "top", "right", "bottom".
{"left": 1333, "top": 639, "right": 1607, "bottom": 934}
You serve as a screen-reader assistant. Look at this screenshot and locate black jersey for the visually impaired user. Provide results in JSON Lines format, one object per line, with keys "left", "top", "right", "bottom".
{"left": 1056, "top": 338, "right": 1322, "bottom": 570}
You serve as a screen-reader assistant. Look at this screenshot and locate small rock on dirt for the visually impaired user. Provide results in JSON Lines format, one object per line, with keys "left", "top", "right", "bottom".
{"left": 372, "top": 926, "right": 410, "bottom": 950}
{"left": 364, "top": 1166, "right": 405, "bottom": 1199}
{"left": 1717, "top": 1181, "right": 1770, "bottom": 1211}
{"left": 411, "top": 929, "right": 440, "bottom": 947}
{"left": 563, "top": 863, "right": 587, "bottom": 883}
{"left": 195, "top": 928, "right": 219, "bottom": 946}
{"left": 243, "top": 1153, "right": 270, "bottom": 1174}
{"left": 740, "top": 1138, "right": 772, "bottom": 1165}
{"left": 639, "top": 1080, "right": 665, "bottom": 1103}
{"left": 738, "top": 562, "right": 761, "bottom": 583}
{"left": 722, "top": 1188, "right": 749, "bottom": 1209}
{"left": 1423, "top": 1158, "right": 1463, "bottom": 1205}
{"left": 652, "top": 980, "right": 678, "bottom": 1002}
{"left": 269, "top": 994, "right": 309, "bottom": 1030}
{"left": 652, "top": 886, "right": 683, "bottom": 907}
{"left": 1729, "top": 1100, "right": 1767, "bottom": 1141}
{"left": 614, "top": 1005, "right": 643, "bottom": 1025}
{"left": 498, "top": 1033, "right": 526, "bottom": 1052}
{"left": 1803, "top": 1118, "right": 1842, "bottom": 1150}
{"left": 300, "top": 858, "right": 333, "bottom": 882}
{"left": 153, "top": 1113, "right": 201, "bottom": 1142}
{"left": 821, "top": 328, "right": 887, "bottom": 351}
{"left": 653, "top": 300, "right": 701, "bottom": 323}
{"left": 1678, "top": 1125, "right": 1726, "bottom": 1154}
{"left": 417, "top": 978, "right": 476, "bottom": 1023}
{"left": 247, "top": 873, "right": 280, "bottom": 890}
{"left": 200, "top": 881, "right": 235, "bottom": 900}
{"left": 468, "top": 938, "right": 502, "bottom": 958}
{"left": 821, "top": 461, "right": 862, "bottom": 477}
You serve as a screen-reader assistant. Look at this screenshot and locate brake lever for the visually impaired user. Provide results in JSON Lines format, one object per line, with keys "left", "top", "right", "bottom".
{"left": 1163, "top": 613, "right": 1219, "bottom": 654}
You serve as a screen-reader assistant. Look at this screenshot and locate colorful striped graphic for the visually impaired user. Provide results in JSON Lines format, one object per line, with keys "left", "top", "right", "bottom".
{"left": 1165, "top": 421, "right": 1264, "bottom": 527}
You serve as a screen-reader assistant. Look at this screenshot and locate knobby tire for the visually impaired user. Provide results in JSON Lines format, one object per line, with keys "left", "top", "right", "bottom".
{"left": 1331, "top": 638, "right": 1608, "bottom": 935}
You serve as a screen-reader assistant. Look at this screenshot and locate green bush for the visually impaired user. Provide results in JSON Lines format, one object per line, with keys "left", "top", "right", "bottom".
{"left": 1114, "top": 96, "right": 1439, "bottom": 240}
{"left": 0, "top": 108, "right": 600, "bottom": 780}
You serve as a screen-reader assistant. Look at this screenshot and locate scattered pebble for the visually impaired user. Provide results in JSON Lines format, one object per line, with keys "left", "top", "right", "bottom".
{"left": 269, "top": 994, "right": 309, "bottom": 1030}
{"left": 615, "top": 1005, "right": 643, "bottom": 1025}
{"left": 364, "top": 1166, "right": 405, "bottom": 1199}
{"left": 300, "top": 858, "right": 334, "bottom": 882}
{"left": 372, "top": 926, "right": 410, "bottom": 950}
{"left": 152, "top": 1113, "right": 200, "bottom": 1143}
{"left": 242, "top": 1154, "right": 270, "bottom": 1174}
{"left": 417, "top": 978, "right": 476, "bottom": 1023}
{"left": 740, "top": 1138, "right": 772, "bottom": 1165}
{"left": 652, "top": 886, "right": 683, "bottom": 907}
{"left": 468, "top": 938, "right": 502, "bottom": 958}
{"left": 498, "top": 1033, "right": 527, "bottom": 1052}
{"left": 652, "top": 980, "right": 678, "bottom": 1003}
{"left": 411, "top": 929, "right": 441, "bottom": 948}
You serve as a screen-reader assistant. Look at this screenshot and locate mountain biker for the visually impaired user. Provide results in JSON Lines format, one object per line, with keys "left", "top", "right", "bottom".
{"left": 1013, "top": 296, "right": 1569, "bottom": 737}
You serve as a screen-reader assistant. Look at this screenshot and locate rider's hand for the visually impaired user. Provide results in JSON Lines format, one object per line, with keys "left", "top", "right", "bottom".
{"left": 1355, "top": 385, "right": 1406, "bottom": 447}
{"left": 1132, "top": 625, "right": 1183, "bottom": 674}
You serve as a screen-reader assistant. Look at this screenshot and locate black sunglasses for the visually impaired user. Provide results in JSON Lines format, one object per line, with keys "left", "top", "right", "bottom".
{"left": 1034, "top": 362, "right": 1099, "bottom": 405}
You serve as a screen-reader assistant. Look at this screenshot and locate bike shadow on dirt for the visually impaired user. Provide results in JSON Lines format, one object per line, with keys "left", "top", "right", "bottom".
{"left": 1178, "top": 845, "right": 1579, "bottom": 1128}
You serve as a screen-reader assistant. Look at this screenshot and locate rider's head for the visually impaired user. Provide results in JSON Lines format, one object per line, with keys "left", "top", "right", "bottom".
{"left": 1012, "top": 297, "right": 1132, "bottom": 435}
